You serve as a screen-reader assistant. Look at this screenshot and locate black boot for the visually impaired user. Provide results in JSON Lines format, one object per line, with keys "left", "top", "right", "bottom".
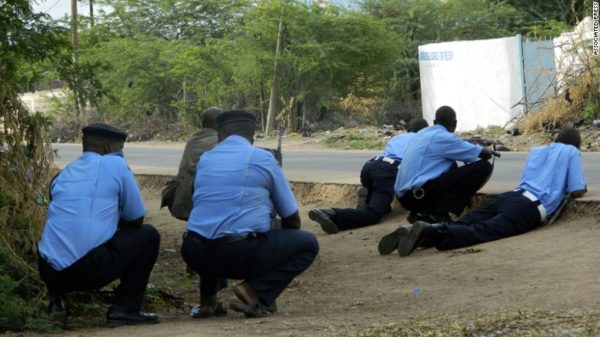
{"left": 356, "top": 187, "right": 368, "bottom": 209}
{"left": 308, "top": 208, "right": 339, "bottom": 234}
{"left": 377, "top": 224, "right": 413, "bottom": 255}
{"left": 407, "top": 211, "right": 450, "bottom": 224}
{"left": 398, "top": 221, "right": 447, "bottom": 257}
{"left": 48, "top": 294, "right": 68, "bottom": 326}
{"left": 107, "top": 306, "right": 159, "bottom": 327}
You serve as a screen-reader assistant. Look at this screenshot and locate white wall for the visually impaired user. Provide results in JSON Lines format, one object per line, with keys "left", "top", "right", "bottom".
{"left": 554, "top": 17, "right": 593, "bottom": 92}
{"left": 19, "top": 89, "right": 68, "bottom": 115}
{"left": 419, "top": 37, "right": 523, "bottom": 132}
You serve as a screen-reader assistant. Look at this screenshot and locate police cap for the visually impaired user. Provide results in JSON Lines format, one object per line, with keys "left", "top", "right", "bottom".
{"left": 82, "top": 123, "right": 128, "bottom": 142}
{"left": 217, "top": 110, "right": 256, "bottom": 128}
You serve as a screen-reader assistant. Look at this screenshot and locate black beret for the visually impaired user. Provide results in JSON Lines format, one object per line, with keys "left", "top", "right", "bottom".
{"left": 217, "top": 110, "right": 256, "bottom": 128}
{"left": 82, "top": 123, "right": 128, "bottom": 142}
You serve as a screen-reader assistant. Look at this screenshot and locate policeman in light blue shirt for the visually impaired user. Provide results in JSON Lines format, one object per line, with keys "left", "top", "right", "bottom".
{"left": 308, "top": 118, "right": 428, "bottom": 234}
{"left": 390, "top": 127, "right": 587, "bottom": 256}
{"left": 37, "top": 123, "right": 160, "bottom": 326}
{"left": 393, "top": 106, "right": 496, "bottom": 224}
{"left": 181, "top": 110, "right": 319, "bottom": 319}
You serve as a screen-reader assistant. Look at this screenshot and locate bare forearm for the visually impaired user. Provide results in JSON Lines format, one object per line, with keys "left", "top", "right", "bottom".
{"left": 119, "top": 216, "right": 144, "bottom": 228}
{"left": 281, "top": 211, "right": 301, "bottom": 230}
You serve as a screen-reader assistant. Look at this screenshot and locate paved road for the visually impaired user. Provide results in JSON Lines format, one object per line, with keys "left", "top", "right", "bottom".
{"left": 52, "top": 143, "right": 600, "bottom": 199}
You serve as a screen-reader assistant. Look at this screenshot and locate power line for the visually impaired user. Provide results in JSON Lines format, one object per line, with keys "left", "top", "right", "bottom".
{"left": 44, "top": 0, "right": 63, "bottom": 12}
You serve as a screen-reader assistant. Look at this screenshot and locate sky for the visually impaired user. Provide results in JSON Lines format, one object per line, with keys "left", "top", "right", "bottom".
{"left": 32, "top": 0, "right": 88, "bottom": 20}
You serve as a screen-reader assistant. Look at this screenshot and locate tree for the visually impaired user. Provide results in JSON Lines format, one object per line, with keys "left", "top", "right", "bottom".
{"left": 93, "top": 0, "right": 249, "bottom": 42}
{"left": 361, "top": 0, "right": 524, "bottom": 119}
{"left": 0, "top": 0, "right": 63, "bottom": 331}
{"left": 499, "top": 0, "right": 586, "bottom": 27}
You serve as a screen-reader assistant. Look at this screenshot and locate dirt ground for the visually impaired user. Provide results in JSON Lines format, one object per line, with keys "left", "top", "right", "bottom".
{"left": 9, "top": 176, "right": 600, "bottom": 337}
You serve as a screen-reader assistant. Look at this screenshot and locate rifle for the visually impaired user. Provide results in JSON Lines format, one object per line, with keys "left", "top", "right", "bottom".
{"left": 464, "top": 137, "right": 501, "bottom": 188}
{"left": 275, "top": 125, "right": 284, "bottom": 166}
{"left": 258, "top": 126, "right": 284, "bottom": 166}
{"left": 465, "top": 137, "right": 502, "bottom": 159}
{"left": 543, "top": 195, "right": 571, "bottom": 226}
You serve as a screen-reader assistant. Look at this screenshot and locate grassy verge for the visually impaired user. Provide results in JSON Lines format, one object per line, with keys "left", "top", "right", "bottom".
{"left": 323, "top": 131, "right": 386, "bottom": 150}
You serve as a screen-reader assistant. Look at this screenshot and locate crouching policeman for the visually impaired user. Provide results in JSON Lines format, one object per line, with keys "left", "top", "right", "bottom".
{"left": 181, "top": 110, "right": 319, "bottom": 318}
{"left": 37, "top": 123, "right": 160, "bottom": 326}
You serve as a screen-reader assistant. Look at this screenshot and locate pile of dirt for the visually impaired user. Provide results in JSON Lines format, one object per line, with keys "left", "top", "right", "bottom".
{"left": 39, "top": 176, "right": 593, "bottom": 337}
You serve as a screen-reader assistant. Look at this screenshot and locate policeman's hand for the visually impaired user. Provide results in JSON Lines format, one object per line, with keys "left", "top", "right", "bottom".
{"left": 118, "top": 216, "right": 144, "bottom": 228}
{"left": 571, "top": 185, "right": 587, "bottom": 199}
{"left": 281, "top": 211, "right": 301, "bottom": 230}
{"left": 478, "top": 147, "right": 500, "bottom": 160}
{"left": 274, "top": 149, "right": 283, "bottom": 166}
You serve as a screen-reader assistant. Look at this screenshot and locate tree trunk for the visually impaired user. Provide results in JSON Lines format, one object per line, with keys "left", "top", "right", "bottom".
{"left": 265, "top": 1, "right": 285, "bottom": 135}
{"left": 71, "top": 0, "right": 81, "bottom": 116}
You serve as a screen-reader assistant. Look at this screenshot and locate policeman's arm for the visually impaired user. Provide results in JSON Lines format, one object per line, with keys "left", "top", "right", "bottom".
{"left": 281, "top": 211, "right": 301, "bottom": 230}
{"left": 566, "top": 150, "right": 587, "bottom": 199}
{"left": 118, "top": 161, "right": 148, "bottom": 226}
{"left": 478, "top": 147, "right": 500, "bottom": 160}
{"left": 118, "top": 216, "right": 144, "bottom": 228}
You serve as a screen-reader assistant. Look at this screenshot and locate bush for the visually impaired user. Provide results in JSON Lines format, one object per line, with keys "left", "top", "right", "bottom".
{"left": 323, "top": 130, "right": 386, "bottom": 150}
{"left": 520, "top": 55, "right": 600, "bottom": 133}
{"left": 0, "top": 87, "right": 56, "bottom": 332}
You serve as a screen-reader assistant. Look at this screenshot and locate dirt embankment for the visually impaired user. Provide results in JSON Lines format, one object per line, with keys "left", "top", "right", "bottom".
{"left": 9, "top": 176, "right": 600, "bottom": 337}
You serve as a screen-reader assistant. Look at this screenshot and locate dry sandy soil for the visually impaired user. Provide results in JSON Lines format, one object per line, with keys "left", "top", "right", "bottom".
{"left": 9, "top": 176, "right": 600, "bottom": 337}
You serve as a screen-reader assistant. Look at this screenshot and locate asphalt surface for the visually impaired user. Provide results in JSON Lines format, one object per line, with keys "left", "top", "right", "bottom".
{"left": 52, "top": 143, "right": 600, "bottom": 200}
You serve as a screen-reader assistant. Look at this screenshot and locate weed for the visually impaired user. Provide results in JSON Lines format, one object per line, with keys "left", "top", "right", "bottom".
{"left": 323, "top": 131, "right": 386, "bottom": 150}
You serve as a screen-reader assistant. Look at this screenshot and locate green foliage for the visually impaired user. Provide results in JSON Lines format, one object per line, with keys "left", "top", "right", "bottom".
{"left": 36, "top": 0, "right": 579, "bottom": 132}
{"left": 0, "top": 0, "right": 68, "bottom": 86}
{"left": 362, "top": 0, "right": 525, "bottom": 121}
{"left": 501, "top": 0, "right": 587, "bottom": 26}
{"left": 0, "top": 252, "right": 58, "bottom": 333}
{"left": 0, "top": 0, "right": 61, "bottom": 332}
{"left": 94, "top": 0, "right": 249, "bottom": 42}
{"left": 323, "top": 131, "right": 386, "bottom": 150}
{"left": 582, "top": 101, "right": 599, "bottom": 120}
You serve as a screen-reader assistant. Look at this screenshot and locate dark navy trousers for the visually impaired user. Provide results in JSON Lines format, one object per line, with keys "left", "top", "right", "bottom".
{"left": 38, "top": 224, "right": 161, "bottom": 311}
{"left": 181, "top": 229, "right": 319, "bottom": 307}
{"left": 399, "top": 159, "right": 493, "bottom": 217}
{"left": 333, "top": 159, "right": 397, "bottom": 230}
{"left": 437, "top": 190, "right": 543, "bottom": 250}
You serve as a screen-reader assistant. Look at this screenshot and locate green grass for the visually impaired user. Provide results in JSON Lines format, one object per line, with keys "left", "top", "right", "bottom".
{"left": 322, "top": 131, "right": 386, "bottom": 150}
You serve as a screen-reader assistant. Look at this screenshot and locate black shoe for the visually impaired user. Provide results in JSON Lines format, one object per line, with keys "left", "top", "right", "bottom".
{"left": 407, "top": 211, "right": 450, "bottom": 224}
{"left": 356, "top": 187, "right": 368, "bottom": 209}
{"left": 230, "top": 301, "right": 271, "bottom": 318}
{"left": 48, "top": 295, "right": 68, "bottom": 325}
{"left": 398, "top": 221, "right": 445, "bottom": 257}
{"left": 265, "top": 301, "right": 277, "bottom": 314}
{"left": 107, "top": 309, "right": 159, "bottom": 327}
{"left": 377, "top": 224, "right": 412, "bottom": 255}
{"left": 308, "top": 209, "right": 339, "bottom": 234}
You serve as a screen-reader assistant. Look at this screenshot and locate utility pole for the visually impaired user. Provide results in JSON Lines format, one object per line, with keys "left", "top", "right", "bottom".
{"left": 89, "top": 0, "right": 94, "bottom": 27}
{"left": 71, "top": 0, "right": 78, "bottom": 48}
{"left": 71, "top": 0, "right": 81, "bottom": 115}
{"left": 265, "top": 1, "right": 285, "bottom": 135}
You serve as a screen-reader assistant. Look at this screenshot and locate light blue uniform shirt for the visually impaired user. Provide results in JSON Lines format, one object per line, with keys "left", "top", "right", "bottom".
{"left": 38, "top": 152, "right": 147, "bottom": 270}
{"left": 187, "top": 135, "right": 298, "bottom": 239}
{"left": 394, "top": 125, "right": 482, "bottom": 197}
{"left": 380, "top": 132, "right": 416, "bottom": 162}
{"left": 518, "top": 142, "right": 586, "bottom": 214}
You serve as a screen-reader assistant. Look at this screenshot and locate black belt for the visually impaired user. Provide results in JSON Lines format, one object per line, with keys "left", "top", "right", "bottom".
{"left": 372, "top": 156, "right": 401, "bottom": 167}
{"left": 184, "top": 231, "right": 254, "bottom": 246}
